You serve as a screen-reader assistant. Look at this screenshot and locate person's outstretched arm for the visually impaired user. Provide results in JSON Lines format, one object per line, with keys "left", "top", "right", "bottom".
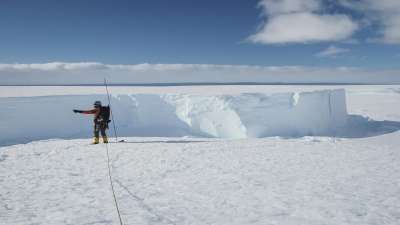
{"left": 73, "top": 109, "right": 99, "bottom": 114}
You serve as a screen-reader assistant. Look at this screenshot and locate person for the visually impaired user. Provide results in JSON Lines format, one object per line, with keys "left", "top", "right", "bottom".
{"left": 73, "top": 101, "right": 110, "bottom": 144}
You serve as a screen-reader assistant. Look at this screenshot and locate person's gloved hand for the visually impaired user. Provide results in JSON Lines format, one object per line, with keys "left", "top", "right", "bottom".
{"left": 73, "top": 109, "right": 82, "bottom": 113}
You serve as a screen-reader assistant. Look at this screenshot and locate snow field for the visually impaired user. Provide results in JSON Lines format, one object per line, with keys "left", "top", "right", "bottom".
{"left": 1, "top": 135, "right": 399, "bottom": 225}
{"left": 0, "top": 89, "right": 348, "bottom": 146}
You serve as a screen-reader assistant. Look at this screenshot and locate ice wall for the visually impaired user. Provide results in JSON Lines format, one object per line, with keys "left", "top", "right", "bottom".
{"left": 165, "top": 89, "right": 347, "bottom": 138}
{"left": 0, "top": 89, "right": 348, "bottom": 146}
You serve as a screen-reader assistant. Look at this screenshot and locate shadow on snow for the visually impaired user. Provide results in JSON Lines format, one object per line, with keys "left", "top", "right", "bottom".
{"left": 336, "top": 115, "right": 400, "bottom": 138}
{"left": 1, "top": 115, "right": 400, "bottom": 148}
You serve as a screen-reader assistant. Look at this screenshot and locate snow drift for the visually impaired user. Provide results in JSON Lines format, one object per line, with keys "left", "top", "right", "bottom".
{"left": 0, "top": 89, "right": 348, "bottom": 145}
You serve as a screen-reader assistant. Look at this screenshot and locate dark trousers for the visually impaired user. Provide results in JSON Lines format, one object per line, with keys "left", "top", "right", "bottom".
{"left": 94, "top": 121, "right": 107, "bottom": 138}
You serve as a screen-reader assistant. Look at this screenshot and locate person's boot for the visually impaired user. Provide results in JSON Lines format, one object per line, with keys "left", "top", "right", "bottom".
{"left": 102, "top": 136, "right": 108, "bottom": 144}
{"left": 92, "top": 137, "right": 100, "bottom": 144}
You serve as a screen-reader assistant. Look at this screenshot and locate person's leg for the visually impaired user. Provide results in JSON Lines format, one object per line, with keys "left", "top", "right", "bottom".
{"left": 100, "top": 122, "right": 108, "bottom": 143}
{"left": 93, "top": 123, "right": 100, "bottom": 144}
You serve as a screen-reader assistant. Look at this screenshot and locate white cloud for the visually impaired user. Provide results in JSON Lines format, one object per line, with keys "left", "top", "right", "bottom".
{"left": 381, "top": 14, "right": 400, "bottom": 44}
{"left": 249, "top": 13, "right": 358, "bottom": 44}
{"left": 315, "top": 45, "right": 350, "bottom": 57}
{"left": 248, "top": 0, "right": 358, "bottom": 44}
{"left": 339, "top": 0, "right": 400, "bottom": 44}
{"left": 0, "top": 62, "right": 399, "bottom": 85}
{"left": 250, "top": 0, "right": 400, "bottom": 45}
{"left": 0, "top": 62, "right": 298, "bottom": 73}
{"left": 0, "top": 62, "right": 107, "bottom": 71}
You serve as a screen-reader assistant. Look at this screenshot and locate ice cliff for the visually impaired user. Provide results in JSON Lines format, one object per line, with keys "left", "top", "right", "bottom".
{"left": 0, "top": 89, "right": 347, "bottom": 145}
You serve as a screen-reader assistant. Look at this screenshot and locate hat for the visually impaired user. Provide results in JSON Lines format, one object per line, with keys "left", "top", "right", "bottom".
{"left": 94, "top": 101, "right": 102, "bottom": 107}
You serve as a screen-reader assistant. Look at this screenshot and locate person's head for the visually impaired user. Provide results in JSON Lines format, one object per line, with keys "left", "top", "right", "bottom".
{"left": 94, "top": 101, "right": 102, "bottom": 108}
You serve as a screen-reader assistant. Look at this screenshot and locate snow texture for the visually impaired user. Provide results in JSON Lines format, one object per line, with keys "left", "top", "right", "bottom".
{"left": 1, "top": 135, "right": 400, "bottom": 225}
{"left": 0, "top": 89, "right": 348, "bottom": 145}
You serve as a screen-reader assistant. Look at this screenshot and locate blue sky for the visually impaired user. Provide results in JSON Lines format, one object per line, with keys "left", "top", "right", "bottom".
{"left": 1, "top": 0, "right": 400, "bottom": 69}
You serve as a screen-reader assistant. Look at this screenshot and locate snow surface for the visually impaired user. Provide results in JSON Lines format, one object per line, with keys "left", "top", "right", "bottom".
{"left": 1, "top": 85, "right": 400, "bottom": 225}
{"left": 1, "top": 135, "right": 400, "bottom": 225}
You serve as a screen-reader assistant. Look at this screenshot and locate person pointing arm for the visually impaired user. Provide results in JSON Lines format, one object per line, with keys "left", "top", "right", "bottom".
{"left": 73, "top": 101, "right": 108, "bottom": 144}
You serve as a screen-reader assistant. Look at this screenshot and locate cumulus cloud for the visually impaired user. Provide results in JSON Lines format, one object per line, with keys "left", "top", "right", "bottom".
{"left": 339, "top": 0, "right": 400, "bottom": 44}
{"left": 248, "top": 0, "right": 358, "bottom": 44}
{"left": 250, "top": 0, "right": 400, "bottom": 45}
{"left": 249, "top": 13, "right": 358, "bottom": 44}
{"left": 315, "top": 45, "right": 350, "bottom": 57}
{"left": 370, "top": 1, "right": 400, "bottom": 44}
{"left": 0, "top": 62, "right": 399, "bottom": 85}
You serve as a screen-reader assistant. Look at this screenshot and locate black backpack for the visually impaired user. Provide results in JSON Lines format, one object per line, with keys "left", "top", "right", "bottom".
{"left": 100, "top": 106, "right": 111, "bottom": 123}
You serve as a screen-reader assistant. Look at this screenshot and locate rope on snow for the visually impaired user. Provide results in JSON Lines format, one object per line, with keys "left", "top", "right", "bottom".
{"left": 105, "top": 142, "right": 124, "bottom": 225}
